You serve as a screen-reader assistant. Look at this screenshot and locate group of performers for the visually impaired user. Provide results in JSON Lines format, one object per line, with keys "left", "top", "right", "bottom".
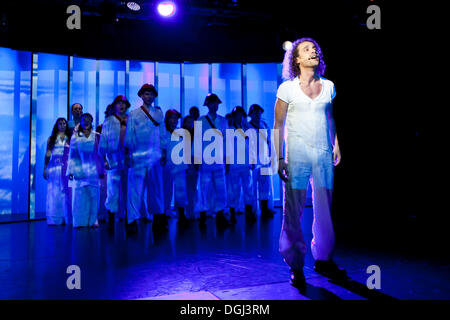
{"left": 43, "top": 85, "right": 276, "bottom": 234}
{"left": 43, "top": 36, "right": 349, "bottom": 289}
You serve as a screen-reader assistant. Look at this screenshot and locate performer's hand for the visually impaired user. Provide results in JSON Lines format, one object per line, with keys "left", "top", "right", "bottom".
{"left": 278, "top": 159, "right": 289, "bottom": 183}
{"left": 333, "top": 145, "right": 341, "bottom": 166}
{"left": 43, "top": 168, "right": 48, "bottom": 180}
{"left": 68, "top": 174, "right": 74, "bottom": 181}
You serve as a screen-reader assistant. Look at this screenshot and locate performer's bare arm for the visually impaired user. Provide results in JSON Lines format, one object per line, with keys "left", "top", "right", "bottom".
{"left": 274, "top": 98, "right": 289, "bottom": 182}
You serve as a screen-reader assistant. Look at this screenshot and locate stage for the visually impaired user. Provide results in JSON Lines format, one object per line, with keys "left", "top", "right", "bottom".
{"left": 1, "top": 207, "right": 448, "bottom": 300}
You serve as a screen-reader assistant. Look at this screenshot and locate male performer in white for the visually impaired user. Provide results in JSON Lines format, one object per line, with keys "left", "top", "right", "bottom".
{"left": 274, "top": 37, "right": 347, "bottom": 289}
{"left": 197, "top": 93, "right": 229, "bottom": 228}
{"left": 124, "top": 84, "right": 167, "bottom": 234}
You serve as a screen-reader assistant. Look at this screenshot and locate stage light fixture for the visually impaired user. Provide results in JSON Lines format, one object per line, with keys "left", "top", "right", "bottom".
{"left": 282, "top": 41, "right": 293, "bottom": 51}
{"left": 126, "top": 2, "right": 141, "bottom": 12}
{"left": 157, "top": 1, "right": 176, "bottom": 17}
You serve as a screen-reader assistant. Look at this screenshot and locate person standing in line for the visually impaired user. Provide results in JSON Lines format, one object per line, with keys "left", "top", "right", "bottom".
{"left": 43, "top": 118, "right": 71, "bottom": 225}
{"left": 274, "top": 37, "right": 347, "bottom": 289}
{"left": 124, "top": 84, "right": 168, "bottom": 234}
{"left": 227, "top": 106, "right": 256, "bottom": 224}
{"left": 197, "top": 93, "right": 229, "bottom": 228}
{"left": 96, "top": 104, "right": 114, "bottom": 223}
{"left": 162, "top": 109, "right": 189, "bottom": 227}
{"left": 181, "top": 115, "right": 199, "bottom": 221}
{"left": 67, "top": 113, "right": 104, "bottom": 228}
{"left": 248, "top": 104, "right": 276, "bottom": 219}
{"left": 99, "top": 96, "right": 130, "bottom": 231}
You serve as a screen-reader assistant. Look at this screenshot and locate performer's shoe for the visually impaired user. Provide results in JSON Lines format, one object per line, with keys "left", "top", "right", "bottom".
{"left": 245, "top": 205, "right": 256, "bottom": 223}
{"left": 229, "top": 208, "right": 237, "bottom": 224}
{"left": 260, "top": 200, "right": 274, "bottom": 219}
{"left": 152, "top": 214, "right": 168, "bottom": 233}
{"left": 108, "top": 211, "right": 115, "bottom": 230}
{"left": 290, "top": 269, "right": 306, "bottom": 292}
{"left": 126, "top": 220, "right": 138, "bottom": 234}
{"left": 216, "top": 210, "right": 230, "bottom": 228}
{"left": 314, "top": 260, "right": 349, "bottom": 280}
{"left": 199, "top": 211, "right": 207, "bottom": 228}
{"left": 177, "top": 207, "right": 189, "bottom": 228}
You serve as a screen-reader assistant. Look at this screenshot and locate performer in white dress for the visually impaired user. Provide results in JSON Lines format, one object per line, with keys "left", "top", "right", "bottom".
{"left": 67, "top": 113, "right": 103, "bottom": 228}
{"left": 43, "top": 118, "right": 71, "bottom": 225}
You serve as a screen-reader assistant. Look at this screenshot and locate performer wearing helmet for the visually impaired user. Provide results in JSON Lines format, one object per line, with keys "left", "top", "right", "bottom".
{"left": 274, "top": 37, "right": 347, "bottom": 289}
{"left": 124, "top": 84, "right": 168, "bottom": 234}
{"left": 197, "top": 93, "right": 229, "bottom": 228}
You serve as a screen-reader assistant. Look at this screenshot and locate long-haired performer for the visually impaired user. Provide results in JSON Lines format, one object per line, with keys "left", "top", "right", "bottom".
{"left": 43, "top": 118, "right": 71, "bottom": 225}
{"left": 99, "top": 96, "right": 131, "bottom": 231}
{"left": 274, "top": 37, "right": 347, "bottom": 289}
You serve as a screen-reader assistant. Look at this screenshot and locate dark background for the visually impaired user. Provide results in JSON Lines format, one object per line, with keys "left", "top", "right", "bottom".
{"left": 0, "top": 1, "right": 435, "bottom": 257}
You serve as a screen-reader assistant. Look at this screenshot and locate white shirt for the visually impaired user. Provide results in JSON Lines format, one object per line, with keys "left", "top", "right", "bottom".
{"left": 277, "top": 76, "right": 336, "bottom": 155}
{"left": 98, "top": 115, "right": 127, "bottom": 170}
{"left": 197, "top": 114, "right": 228, "bottom": 170}
{"left": 67, "top": 131, "right": 101, "bottom": 188}
{"left": 124, "top": 106, "right": 168, "bottom": 168}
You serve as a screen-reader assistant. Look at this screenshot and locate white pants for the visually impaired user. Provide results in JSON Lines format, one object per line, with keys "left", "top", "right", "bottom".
{"left": 198, "top": 167, "right": 227, "bottom": 214}
{"left": 163, "top": 166, "right": 188, "bottom": 212}
{"left": 279, "top": 141, "right": 335, "bottom": 270}
{"left": 185, "top": 166, "right": 199, "bottom": 219}
{"left": 227, "top": 166, "right": 253, "bottom": 209}
{"left": 105, "top": 168, "right": 128, "bottom": 218}
{"left": 127, "top": 162, "right": 164, "bottom": 224}
{"left": 72, "top": 185, "right": 99, "bottom": 227}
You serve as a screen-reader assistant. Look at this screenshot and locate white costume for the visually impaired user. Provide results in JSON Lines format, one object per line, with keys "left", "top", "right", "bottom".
{"left": 98, "top": 115, "right": 128, "bottom": 220}
{"left": 124, "top": 106, "right": 167, "bottom": 224}
{"left": 226, "top": 122, "right": 254, "bottom": 211}
{"left": 277, "top": 76, "right": 336, "bottom": 270}
{"left": 197, "top": 114, "right": 228, "bottom": 214}
{"left": 162, "top": 128, "right": 188, "bottom": 216}
{"left": 46, "top": 136, "right": 71, "bottom": 225}
{"left": 67, "top": 130, "right": 101, "bottom": 227}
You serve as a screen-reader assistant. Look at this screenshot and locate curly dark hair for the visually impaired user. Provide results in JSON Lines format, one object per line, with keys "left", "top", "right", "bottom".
{"left": 282, "top": 37, "right": 326, "bottom": 80}
{"left": 48, "top": 118, "right": 71, "bottom": 151}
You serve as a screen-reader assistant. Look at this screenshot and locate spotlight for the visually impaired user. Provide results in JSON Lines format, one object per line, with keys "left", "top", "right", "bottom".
{"left": 126, "top": 2, "right": 141, "bottom": 11}
{"left": 282, "top": 41, "right": 293, "bottom": 51}
{"left": 157, "top": 1, "right": 176, "bottom": 17}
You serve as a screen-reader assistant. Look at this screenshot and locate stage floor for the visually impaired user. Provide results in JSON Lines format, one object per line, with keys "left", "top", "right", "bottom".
{"left": 0, "top": 207, "right": 449, "bottom": 300}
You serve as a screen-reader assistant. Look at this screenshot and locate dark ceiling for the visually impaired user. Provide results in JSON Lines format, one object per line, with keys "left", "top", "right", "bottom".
{"left": 0, "top": 0, "right": 389, "bottom": 62}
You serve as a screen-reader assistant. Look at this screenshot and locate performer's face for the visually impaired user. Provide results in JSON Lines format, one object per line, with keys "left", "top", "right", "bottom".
{"left": 72, "top": 104, "right": 83, "bottom": 118}
{"left": 57, "top": 119, "right": 67, "bottom": 133}
{"left": 80, "top": 116, "right": 92, "bottom": 131}
{"left": 207, "top": 102, "right": 219, "bottom": 113}
{"left": 251, "top": 109, "right": 261, "bottom": 123}
{"left": 167, "top": 115, "right": 178, "bottom": 130}
{"left": 141, "top": 91, "right": 156, "bottom": 106}
{"left": 295, "top": 41, "right": 320, "bottom": 69}
{"left": 114, "top": 101, "right": 127, "bottom": 116}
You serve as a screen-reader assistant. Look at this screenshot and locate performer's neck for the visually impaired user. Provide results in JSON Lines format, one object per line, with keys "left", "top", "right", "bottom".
{"left": 299, "top": 68, "right": 319, "bottom": 84}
